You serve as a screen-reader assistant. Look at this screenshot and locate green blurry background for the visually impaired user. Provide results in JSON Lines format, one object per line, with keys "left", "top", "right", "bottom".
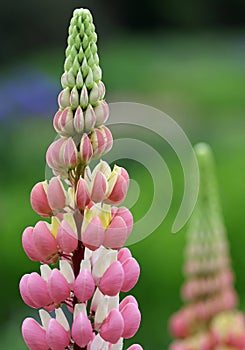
{"left": 0, "top": 1, "right": 245, "bottom": 348}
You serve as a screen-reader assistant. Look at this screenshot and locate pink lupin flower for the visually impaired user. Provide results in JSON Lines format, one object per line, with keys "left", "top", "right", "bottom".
{"left": 30, "top": 181, "right": 52, "bottom": 217}
{"left": 100, "top": 309, "right": 124, "bottom": 343}
{"left": 22, "top": 318, "right": 49, "bottom": 350}
{"left": 127, "top": 345, "right": 143, "bottom": 350}
{"left": 46, "top": 319, "right": 70, "bottom": 350}
{"left": 32, "top": 221, "right": 58, "bottom": 261}
{"left": 72, "top": 312, "right": 94, "bottom": 348}
{"left": 82, "top": 215, "right": 105, "bottom": 251}
{"left": 99, "top": 261, "right": 124, "bottom": 296}
{"left": 20, "top": 272, "right": 52, "bottom": 308}
{"left": 80, "top": 133, "right": 94, "bottom": 163}
{"left": 20, "top": 8, "right": 142, "bottom": 350}
{"left": 84, "top": 104, "right": 96, "bottom": 131}
{"left": 22, "top": 226, "right": 43, "bottom": 262}
{"left": 120, "top": 302, "right": 141, "bottom": 339}
{"left": 73, "top": 105, "right": 85, "bottom": 133}
{"left": 105, "top": 165, "right": 129, "bottom": 205}
{"left": 74, "top": 268, "right": 95, "bottom": 303}
{"left": 103, "top": 215, "right": 128, "bottom": 249}
{"left": 19, "top": 274, "right": 40, "bottom": 308}
{"left": 46, "top": 176, "right": 67, "bottom": 212}
{"left": 75, "top": 177, "right": 91, "bottom": 209}
{"left": 53, "top": 107, "right": 75, "bottom": 137}
{"left": 121, "top": 257, "right": 140, "bottom": 292}
{"left": 46, "top": 137, "right": 67, "bottom": 171}
{"left": 47, "top": 268, "right": 71, "bottom": 305}
{"left": 90, "top": 171, "right": 108, "bottom": 203}
{"left": 56, "top": 214, "right": 78, "bottom": 254}
{"left": 94, "top": 100, "right": 109, "bottom": 126}
{"left": 119, "top": 295, "right": 139, "bottom": 311}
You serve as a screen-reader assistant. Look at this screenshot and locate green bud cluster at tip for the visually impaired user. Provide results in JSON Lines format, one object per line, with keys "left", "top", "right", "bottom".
{"left": 59, "top": 8, "right": 104, "bottom": 111}
{"left": 184, "top": 142, "right": 231, "bottom": 275}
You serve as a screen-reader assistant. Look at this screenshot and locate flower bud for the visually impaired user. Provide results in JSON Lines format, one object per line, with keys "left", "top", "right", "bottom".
{"left": 75, "top": 177, "right": 90, "bottom": 209}
{"left": 90, "top": 171, "right": 108, "bottom": 203}
{"left": 58, "top": 87, "right": 70, "bottom": 109}
{"left": 80, "top": 84, "right": 89, "bottom": 108}
{"left": 70, "top": 86, "right": 79, "bottom": 109}
{"left": 84, "top": 104, "right": 96, "bottom": 131}
{"left": 80, "top": 133, "right": 93, "bottom": 163}
{"left": 53, "top": 107, "right": 75, "bottom": 137}
{"left": 73, "top": 106, "right": 84, "bottom": 133}
{"left": 89, "top": 82, "right": 100, "bottom": 105}
{"left": 105, "top": 166, "right": 129, "bottom": 205}
{"left": 94, "top": 100, "right": 109, "bottom": 127}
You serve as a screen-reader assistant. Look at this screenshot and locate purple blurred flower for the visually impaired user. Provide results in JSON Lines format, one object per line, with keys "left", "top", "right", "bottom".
{"left": 0, "top": 68, "right": 59, "bottom": 120}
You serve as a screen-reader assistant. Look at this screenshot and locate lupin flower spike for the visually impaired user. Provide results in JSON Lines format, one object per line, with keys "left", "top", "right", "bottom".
{"left": 169, "top": 143, "right": 245, "bottom": 350}
{"left": 20, "top": 8, "right": 142, "bottom": 350}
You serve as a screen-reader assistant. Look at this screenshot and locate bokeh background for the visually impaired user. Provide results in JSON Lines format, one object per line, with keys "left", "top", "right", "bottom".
{"left": 0, "top": 1, "right": 245, "bottom": 348}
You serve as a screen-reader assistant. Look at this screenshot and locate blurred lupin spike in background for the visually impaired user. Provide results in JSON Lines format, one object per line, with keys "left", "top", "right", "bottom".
{"left": 169, "top": 143, "right": 245, "bottom": 350}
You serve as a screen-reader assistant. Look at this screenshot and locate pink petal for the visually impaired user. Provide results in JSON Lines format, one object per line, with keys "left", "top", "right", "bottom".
{"left": 22, "top": 226, "right": 43, "bottom": 261}
{"left": 82, "top": 216, "right": 105, "bottom": 251}
{"left": 121, "top": 257, "right": 140, "bottom": 292}
{"left": 75, "top": 178, "right": 90, "bottom": 209}
{"left": 27, "top": 272, "right": 52, "bottom": 308}
{"left": 127, "top": 345, "right": 143, "bottom": 350}
{"left": 74, "top": 270, "right": 95, "bottom": 303}
{"left": 46, "top": 177, "right": 66, "bottom": 211}
{"left": 74, "top": 106, "right": 85, "bottom": 133}
{"left": 46, "top": 319, "right": 70, "bottom": 350}
{"left": 53, "top": 109, "right": 63, "bottom": 134}
{"left": 99, "top": 261, "right": 124, "bottom": 296}
{"left": 84, "top": 104, "right": 96, "bottom": 131}
{"left": 56, "top": 220, "right": 78, "bottom": 254}
{"left": 19, "top": 274, "right": 39, "bottom": 308}
{"left": 117, "top": 248, "right": 132, "bottom": 264}
{"left": 72, "top": 313, "right": 93, "bottom": 348}
{"left": 116, "top": 207, "right": 133, "bottom": 237}
{"left": 94, "top": 100, "right": 109, "bottom": 126}
{"left": 105, "top": 175, "right": 128, "bottom": 205}
{"left": 90, "top": 171, "right": 107, "bottom": 202}
{"left": 46, "top": 138, "right": 66, "bottom": 170}
{"left": 120, "top": 303, "right": 141, "bottom": 339}
{"left": 30, "top": 182, "right": 52, "bottom": 217}
{"left": 48, "top": 269, "right": 71, "bottom": 304}
{"left": 100, "top": 309, "right": 124, "bottom": 344}
{"left": 63, "top": 137, "right": 78, "bottom": 168}
{"left": 119, "top": 296, "right": 138, "bottom": 312}
{"left": 33, "top": 221, "right": 57, "bottom": 259}
{"left": 22, "top": 318, "right": 49, "bottom": 350}
{"left": 103, "top": 216, "right": 128, "bottom": 249}
{"left": 80, "top": 133, "right": 93, "bottom": 163}
{"left": 102, "top": 126, "right": 113, "bottom": 153}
